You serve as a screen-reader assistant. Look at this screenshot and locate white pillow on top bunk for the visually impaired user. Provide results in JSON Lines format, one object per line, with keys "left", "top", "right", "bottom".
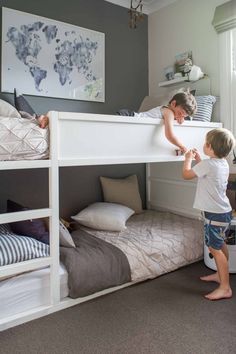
{"left": 0, "top": 99, "right": 21, "bottom": 118}
{"left": 71, "top": 202, "right": 134, "bottom": 231}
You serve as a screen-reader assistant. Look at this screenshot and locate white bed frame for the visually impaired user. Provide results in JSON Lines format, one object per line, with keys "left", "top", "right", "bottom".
{"left": 0, "top": 112, "right": 222, "bottom": 331}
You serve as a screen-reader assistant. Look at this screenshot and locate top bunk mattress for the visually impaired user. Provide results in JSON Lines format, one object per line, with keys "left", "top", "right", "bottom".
{"left": 0, "top": 116, "right": 49, "bottom": 161}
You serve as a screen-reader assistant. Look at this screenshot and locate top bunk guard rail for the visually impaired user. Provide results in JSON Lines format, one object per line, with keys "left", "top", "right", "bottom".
{"left": 0, "top": 257, "right": 52, "bottom": 279}
{"left": 48, "top": 111, "right": 222, "bottom": 166}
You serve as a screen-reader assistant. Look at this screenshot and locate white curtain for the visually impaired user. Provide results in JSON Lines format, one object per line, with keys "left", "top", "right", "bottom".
{"left": 212, "top": 1, "right": 236, "bottom": 33}
{"left": 219, "top": 28, "right": 236, "bottom": 137}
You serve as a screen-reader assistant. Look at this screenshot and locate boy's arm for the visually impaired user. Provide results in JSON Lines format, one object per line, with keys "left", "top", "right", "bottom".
{"left": 182, "top": 150, "right": 197, "bottom": 180}
{"left": 163, "top": 109, "right": 187, "bottom": 152}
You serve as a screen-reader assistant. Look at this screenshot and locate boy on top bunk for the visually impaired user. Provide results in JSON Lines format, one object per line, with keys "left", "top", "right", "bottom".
{"left": 39, "top": 91, "right": 197, "bottom": 154}
{"left": 119, "top": 90, "right": 197, "bottom": 153}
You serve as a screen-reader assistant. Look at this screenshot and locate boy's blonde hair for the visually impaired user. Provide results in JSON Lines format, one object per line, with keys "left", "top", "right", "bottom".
{"left": 206, "top": 128, "right": 235, "bottom": 158}
{"left": 169, "top": 90, "right": 197, "bottom": 116}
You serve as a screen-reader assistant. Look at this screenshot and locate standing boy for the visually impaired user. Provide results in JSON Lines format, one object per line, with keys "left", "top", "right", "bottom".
{"left": 182, "top": 128, "right": 235, "bottom": 300}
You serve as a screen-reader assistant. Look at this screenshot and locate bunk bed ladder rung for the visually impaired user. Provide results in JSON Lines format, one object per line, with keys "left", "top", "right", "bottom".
{"left": 0, "top": 304, "right": 52, "bottom": 332}
{"left": 0, "top": 257, "right": 52, "bottom": 279}
{"left": 0, "top": 160, "right": 51, "bottom": 170}
{"left": 0, "top": 208, "right": 52, "bottom": 224}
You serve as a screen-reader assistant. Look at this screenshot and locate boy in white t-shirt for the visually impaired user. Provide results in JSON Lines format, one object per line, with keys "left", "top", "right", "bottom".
{"left": 182, "top": 128, "right": 235, "bottom": 300}
{"left": 118, "top": 91, "right": 197, "bottom": 153}
{"left": 135, "top": 91, "right": 197, "bottom": 153}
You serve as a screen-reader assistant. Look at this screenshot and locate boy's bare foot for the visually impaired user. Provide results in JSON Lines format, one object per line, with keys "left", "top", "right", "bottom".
{"left": 204, "top": 287, "right": 232, "bottom": 301}
{"left": 200, "top": 273, "right": 220, "bottom": 283}
{"left": 38, "top": 115, "right": 49, "bottom": 129}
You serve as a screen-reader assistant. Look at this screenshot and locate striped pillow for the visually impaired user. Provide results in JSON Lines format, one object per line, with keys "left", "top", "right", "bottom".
{"left": 0, "top": 224, "right": 49, "bottom": 266}
{"left": 192, "top": 95, "right": 216, "bottom": 122}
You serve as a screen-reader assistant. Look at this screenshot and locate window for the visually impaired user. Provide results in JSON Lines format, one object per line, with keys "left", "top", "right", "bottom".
{"left": 219, "top": 29, "right": 236, "bottom": 136}
{"left": 213, "top": 0, "right": 236, "bottom": 164}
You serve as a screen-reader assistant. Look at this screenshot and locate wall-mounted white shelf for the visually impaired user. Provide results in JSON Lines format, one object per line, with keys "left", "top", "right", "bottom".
{"left": 158, "top": 77, "right": 188, "bottom": 87}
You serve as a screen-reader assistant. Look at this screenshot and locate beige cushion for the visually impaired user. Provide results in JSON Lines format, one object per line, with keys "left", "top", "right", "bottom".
{"left": 138, "top": 96, "right": 167, "bottom": 112}
{"left": 100, "top": 175, "right": 143, "bottom": 214}
{"left": 138, "top": 88, "right": 191, "bottom": 112}
{"left": 71, "top": 202, "right": 134, "bottom": 231}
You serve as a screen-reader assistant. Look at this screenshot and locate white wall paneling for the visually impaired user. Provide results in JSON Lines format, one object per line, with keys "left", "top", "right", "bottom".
{"left": 146, "top": 162, "right": 200, "bottom": 219}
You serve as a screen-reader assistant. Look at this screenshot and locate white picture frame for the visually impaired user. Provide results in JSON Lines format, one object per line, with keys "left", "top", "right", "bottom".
{"left": 2, "top": 7, "right": 105, "bottom": 102}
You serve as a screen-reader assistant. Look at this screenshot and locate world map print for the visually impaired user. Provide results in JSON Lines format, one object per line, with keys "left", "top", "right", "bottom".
{"left": 2, "top": 8, "right": 105, "bottom": 102}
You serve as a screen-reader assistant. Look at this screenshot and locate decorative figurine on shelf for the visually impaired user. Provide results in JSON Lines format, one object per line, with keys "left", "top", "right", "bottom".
{"left": 189, "top": 65, "right": 204, "bottom": 82}
{"left": 183, "top": 57, "right": 193, "bottom": 80}
{"left": 164, "top": 65, "right": 175, "bottom": 81}
{"left": 175, "top": 51, "right": 192, "bottom": 78}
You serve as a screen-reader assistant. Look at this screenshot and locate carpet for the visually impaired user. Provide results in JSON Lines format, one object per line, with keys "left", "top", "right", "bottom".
{"left": 0, "top": 261, "right": 235, "bottom": 354}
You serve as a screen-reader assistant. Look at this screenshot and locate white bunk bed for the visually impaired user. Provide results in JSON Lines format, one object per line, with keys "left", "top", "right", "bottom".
{"left": 0, "top": 108, "right": 222, "bottom": 331}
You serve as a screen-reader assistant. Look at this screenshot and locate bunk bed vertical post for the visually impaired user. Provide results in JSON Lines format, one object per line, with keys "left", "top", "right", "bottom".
{"left": 146, "top": 163, "right": 151, "bottom": 210}
{"left": 48, "top": 111, "right": 60, "bottom": 304}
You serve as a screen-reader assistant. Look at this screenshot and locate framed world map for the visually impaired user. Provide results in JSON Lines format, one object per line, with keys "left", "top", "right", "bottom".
{"left": 2, "top": 7, "right": 105, "bottom": 102}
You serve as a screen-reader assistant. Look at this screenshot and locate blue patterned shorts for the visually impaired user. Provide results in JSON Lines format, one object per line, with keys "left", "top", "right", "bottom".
{"left": 204, "top": 211, "right": 232, "bottom": 250}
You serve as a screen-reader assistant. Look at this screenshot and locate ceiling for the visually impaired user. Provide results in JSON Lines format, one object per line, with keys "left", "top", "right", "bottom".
{"left": 104, "top": 0, "right": 178, "bottom": 14}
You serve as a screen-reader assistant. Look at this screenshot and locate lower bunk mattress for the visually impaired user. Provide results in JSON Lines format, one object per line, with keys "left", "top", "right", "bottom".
{"left": 0, "top": 264, "right": 68, "bottom": 319}
{"left": 61, "top": 210, "right": 203, "bottom": 298}
{"left": 81, "top": 210, "right": 204, "bottom": 283}
{"left": 0, "top": 210, "right": 203, "bottom": 318}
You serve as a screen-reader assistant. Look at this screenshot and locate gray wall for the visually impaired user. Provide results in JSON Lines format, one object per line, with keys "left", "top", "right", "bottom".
{"left": 0, "top": 0, "right": 148, "bottom": 217}
{"left": 0, "top": 165, "right": 146, "bottom": 218}
{"left": 0, "top": 0, "right": 148, "bottom": 113}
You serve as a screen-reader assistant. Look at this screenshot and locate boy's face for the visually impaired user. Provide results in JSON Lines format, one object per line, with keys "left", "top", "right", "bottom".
{"left": 203, "top": 141, "right": 210, "bottom": 155}
{"left": 203, "top": 140, "right": 216, "bottom": 157}
{"left": 170, "top": 101, "right": 188, "bottom": 121}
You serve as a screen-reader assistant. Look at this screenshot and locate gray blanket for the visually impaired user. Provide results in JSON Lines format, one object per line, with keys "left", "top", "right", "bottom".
{"left": 60, "top": 229, "right": 131, "bottom": 298}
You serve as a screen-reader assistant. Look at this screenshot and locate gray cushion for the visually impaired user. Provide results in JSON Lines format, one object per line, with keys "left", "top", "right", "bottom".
{"left": 192, "top": 95, "right": 216, "bottom": 122}
{"left": 7, "top": 199, "right": 49, "bottom": 244}
{"left": 14, "top": 89, "right": 36, "bottom": 117}
{"left": 0, "top": 224, "right": 49, "bottom": 266}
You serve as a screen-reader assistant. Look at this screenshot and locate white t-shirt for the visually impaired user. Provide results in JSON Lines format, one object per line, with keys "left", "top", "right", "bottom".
{"left": 192, "top": 158, "right": 231, "bottom": 213}
{"left": 134, "top": 106, "right": 163, "bottom": 119}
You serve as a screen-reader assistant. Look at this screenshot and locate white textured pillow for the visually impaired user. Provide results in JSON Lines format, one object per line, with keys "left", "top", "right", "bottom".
{"left": 71, "top": 202, "right": 134, "bottom": 231}
{"left": 0, "top": 99, "right": 21, "bottom": 118}
{"left": 59, "top": 221, "right": 75, "bottom": 248}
